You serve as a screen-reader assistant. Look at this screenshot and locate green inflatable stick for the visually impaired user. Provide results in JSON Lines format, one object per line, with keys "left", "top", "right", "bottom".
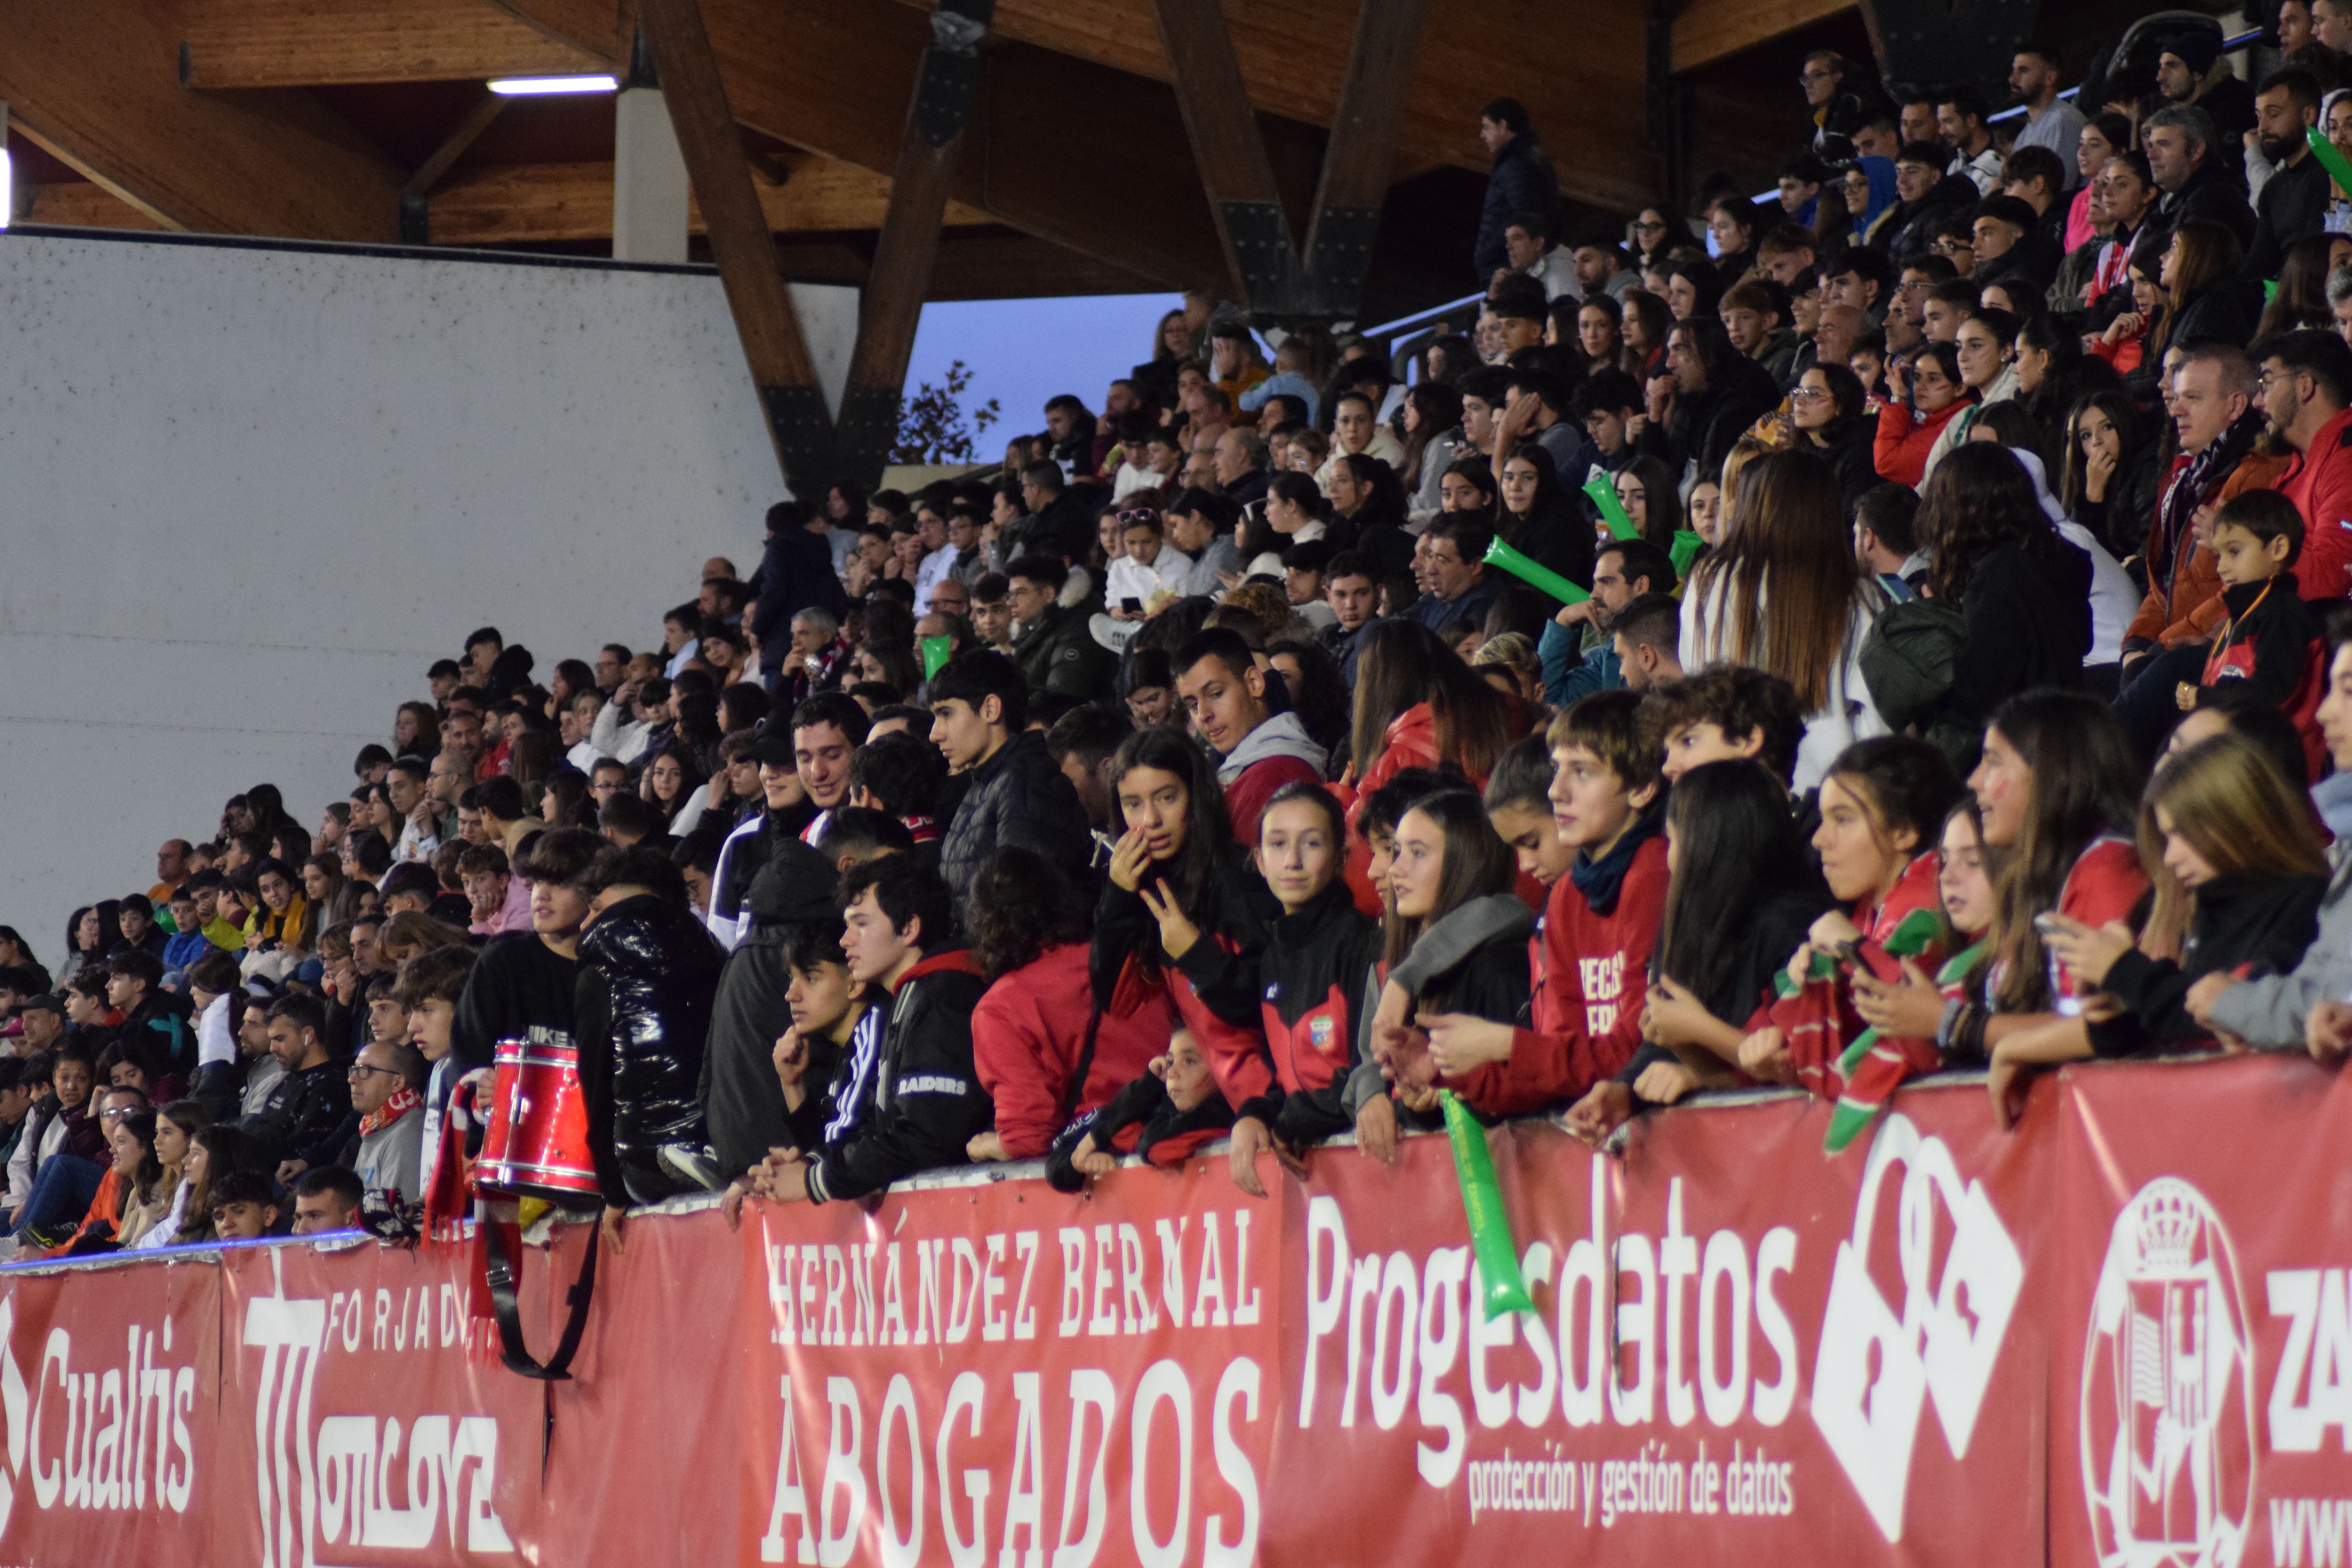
{"left": 2309, "top": 124, "right": 2352, "bottom": 200}
{"left": 1440, "top": 1091, "right": 1534, "bottom": 1318}
{"left": 1483, "top": 537, "right": 1589, "bottom": 604}
{"left": 1668, "top": 528, "right": 1706, "bottom": 577}
{"left": 1582, "top": 474, "right": 1642, "bottom": 541}
{"left": 920, "top": 635, "right": 954, "bottom": 680}
{"left": 1881, "top": 907, "right": 1945, "bottom": 959}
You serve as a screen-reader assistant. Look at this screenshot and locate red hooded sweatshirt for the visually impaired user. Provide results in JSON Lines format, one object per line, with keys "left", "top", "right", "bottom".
{"left": 971, "top": 943, "right": 1172, "bottom": 1159}
{"left": 1446, "top": 824, "right": 1669, "bottom": 1116}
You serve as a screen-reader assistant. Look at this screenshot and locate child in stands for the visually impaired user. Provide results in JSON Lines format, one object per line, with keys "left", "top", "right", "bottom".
{"left": 1741, "top": 737, "right": 1964, "bottom": 1150}
{"left": 1225, "top": 784, "right": 1381, "bottom": 1196}
{"left": 1046, "top": 1031, "right": 1233, "bottom": 1192}
{"left": 2177, "top": 489, "right": 2328, "bottom": 779}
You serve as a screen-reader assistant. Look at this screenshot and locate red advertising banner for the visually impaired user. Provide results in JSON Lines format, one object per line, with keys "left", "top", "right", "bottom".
{"left": 0, "top": 1059, "right": 2348, "bottom": 1564}
{"left": 0, "top": 1250, "right": 218, "bottom": 1566}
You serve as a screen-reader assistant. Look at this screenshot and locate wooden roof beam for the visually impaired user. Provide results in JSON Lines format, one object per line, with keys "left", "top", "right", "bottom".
{"left": 637, "top": 0, "right": 833, "bottom": 492}
{"left": 882, "top": 0, "right": 1655, "bottom": 212}
{"left": 424, "top": 157, "right": 992, "bottom": 244}
{"left": 1672, "top": 0, "right": 1858, "bottom": 72}
{"left": 180, "top": 0, "right": 603, "bottom": 87}
{"left": 495, "top": 0, "right": 1230, "bottom": 289}
{"left": 0, "top": 0, "right": 401, "bottom": 241}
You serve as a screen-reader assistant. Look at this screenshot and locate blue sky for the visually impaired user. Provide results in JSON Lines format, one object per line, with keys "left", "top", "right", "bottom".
{"left": 902, "top": 292, "right": 1183, "bottom": 459}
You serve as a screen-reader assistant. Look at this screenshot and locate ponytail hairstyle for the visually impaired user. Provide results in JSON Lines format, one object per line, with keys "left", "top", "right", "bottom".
{"left": 1822, "top": 736, "right": 1966, "bottom": 907}
{"left": 1381, "top": 789, "right": 1518, "bottom": 970}
{"left": 1984, "top": 691, "right": 2143, "bottom": 1013}
{"left": 2137, "top": 732, "right": 2326, "bottom": 958}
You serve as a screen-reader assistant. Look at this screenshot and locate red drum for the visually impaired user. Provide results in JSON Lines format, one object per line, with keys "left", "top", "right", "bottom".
{"left": 475, "top": 1036, "right": 601, "bottom": 1205}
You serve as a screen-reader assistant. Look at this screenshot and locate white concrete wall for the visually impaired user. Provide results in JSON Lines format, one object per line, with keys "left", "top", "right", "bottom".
{"left": 0, "top": 230, "right": 785, "bottom": 972}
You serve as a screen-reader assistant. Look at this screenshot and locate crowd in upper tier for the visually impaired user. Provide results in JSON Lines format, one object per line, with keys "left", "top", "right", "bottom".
{"left": 11, "top": 16, "right": 2352, "bottom": 1255}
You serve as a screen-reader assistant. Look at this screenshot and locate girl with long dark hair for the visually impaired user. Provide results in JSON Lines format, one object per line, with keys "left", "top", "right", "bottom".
{"left": 1627, "top": 760, "right": 1831, "bottom": 1105}
{"left": 1353, "top": 791, "right": 1531, "bottom": 1147}
{"left": 1496, "top": 442, "right": 1596, "bottom": 588}
{"left": 1914, "top": 443, "right": 2094, "bottom": 750}
{"left": 2058, "top": 388, "right": 2161, "bottom": 558}
{"left": 1621, "top": 290, "right": 1672, "bottom": 379}
{"left": 1436, "top": 456, "right": 1499, "bottom": 520}
{"left": 1400, "top": 384, "right": 1467, "bottom": 526}
{"left": 1089, "top": 729, "right": 1282, "bottom": 1105}
{"left": 1612, "top": 455, "right": 1684, "bottom": 554}
{"left": 1747, "top": 737, "right": 1964, "bottom": 1144}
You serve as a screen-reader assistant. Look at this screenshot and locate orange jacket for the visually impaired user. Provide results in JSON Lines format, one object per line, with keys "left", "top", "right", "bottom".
{"left": 2126, "top": 449, "right": 2290, "bottom": 648}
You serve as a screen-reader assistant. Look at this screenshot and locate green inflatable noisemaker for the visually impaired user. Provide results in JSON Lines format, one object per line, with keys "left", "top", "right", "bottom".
{"left": 1483, "top": 538, "right": 1588, "bottom": 605}
{"left": 1440, "top": 1091, "right": 1534, "bottom": 1318}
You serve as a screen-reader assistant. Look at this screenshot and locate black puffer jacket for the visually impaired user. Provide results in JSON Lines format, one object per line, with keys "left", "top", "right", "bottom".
{"left": 938, "top": 731, "right": 1093, "bottom": 903}
{"left": 575, "top": 893, "right": 726, "bottom": 1201}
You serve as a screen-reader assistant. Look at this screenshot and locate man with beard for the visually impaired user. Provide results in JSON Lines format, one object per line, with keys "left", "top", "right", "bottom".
{"left": 2263, "top": 330, "right": 2352, "bottom": 603}
{"left": 1541, "top": 540, "right": 1677, "bottom": 705}
{"left": 2245, "top": 68, "right": 2330, "bottom": 281}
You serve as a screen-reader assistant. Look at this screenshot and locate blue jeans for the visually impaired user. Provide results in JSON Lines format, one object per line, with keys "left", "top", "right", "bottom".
{"left": 14, "top": 1154, "right": 103, "bottom": 1240}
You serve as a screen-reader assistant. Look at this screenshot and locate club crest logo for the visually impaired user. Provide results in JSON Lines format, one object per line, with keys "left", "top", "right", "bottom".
{"left": 2080, "top": 1178, "right": 2255, "bottom": 1568}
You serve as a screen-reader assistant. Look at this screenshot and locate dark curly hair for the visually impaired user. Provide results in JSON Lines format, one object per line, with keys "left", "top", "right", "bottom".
{"left": 1916, "top": 442, "right": 2067, "bottom": 605}
{"left": 965, "top": 849, "right": 1089, "bottom": 980}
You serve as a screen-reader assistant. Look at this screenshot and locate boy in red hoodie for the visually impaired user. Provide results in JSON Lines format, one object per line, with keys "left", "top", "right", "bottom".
{"left": 1418, "top": 692, "right": 1669, "bottom": 1114}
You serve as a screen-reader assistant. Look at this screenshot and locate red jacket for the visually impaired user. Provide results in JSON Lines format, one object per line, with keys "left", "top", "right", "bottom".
{"left": 1224, "top": 754, "right": 1324, "bottom": 848}
{"left": 1447, "top": 832, "right": 1668, "bottom": 1116}
{"left": 1873, "top": 397, "right": 1969, "bottom": 488}
{"left": 971, "top": 943, "right": 1170, "bottom": 1159}
{"left": 1334, "top": 701, "right": 1522, "bottom": 917}
{"left": 2274, "top": 404, "right": 2352, "bottom": 601}
{"left": 1769, "top": 851, "right": 1947, "bottom": 1102}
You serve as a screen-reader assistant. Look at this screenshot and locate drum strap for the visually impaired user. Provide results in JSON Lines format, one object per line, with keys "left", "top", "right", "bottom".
{"left": 481, "top": 1216, "right": 600, "bottom": 1381}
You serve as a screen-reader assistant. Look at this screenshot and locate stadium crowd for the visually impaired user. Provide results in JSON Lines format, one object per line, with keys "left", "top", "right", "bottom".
{"left": 12, "top": 16, "right": 2352, "bottom": 1255}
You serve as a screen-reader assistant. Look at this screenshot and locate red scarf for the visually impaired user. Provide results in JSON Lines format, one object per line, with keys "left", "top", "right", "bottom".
{"left": 361, "top": 1085, "right": 422, "bottom": 1138}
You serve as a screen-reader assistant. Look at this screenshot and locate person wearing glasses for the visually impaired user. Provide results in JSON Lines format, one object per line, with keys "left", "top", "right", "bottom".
{"left": 1628, "top": 207, "right": 1679, "bottom": 272}
{"left": 343, "top": 1042, "right": 427, "bottom": 1203}
{"left": 2260, "top": 330, "right": 2352, "bottom": 601}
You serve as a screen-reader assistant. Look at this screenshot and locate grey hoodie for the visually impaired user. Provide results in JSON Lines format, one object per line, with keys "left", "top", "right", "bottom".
{"left": 1341, "top": 894, "right": 1537, "bottom": 1116}
{"left": 1215, "top": 710, "right": 1328, "bottom": 788}
{"left": 2206, "top": 772, "right": 2352, "bottom": 1048}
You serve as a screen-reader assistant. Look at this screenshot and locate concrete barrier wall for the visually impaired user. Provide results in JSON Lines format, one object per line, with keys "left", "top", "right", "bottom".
{"left": 0, "top": 230, "right": 787, "bottom": 963}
